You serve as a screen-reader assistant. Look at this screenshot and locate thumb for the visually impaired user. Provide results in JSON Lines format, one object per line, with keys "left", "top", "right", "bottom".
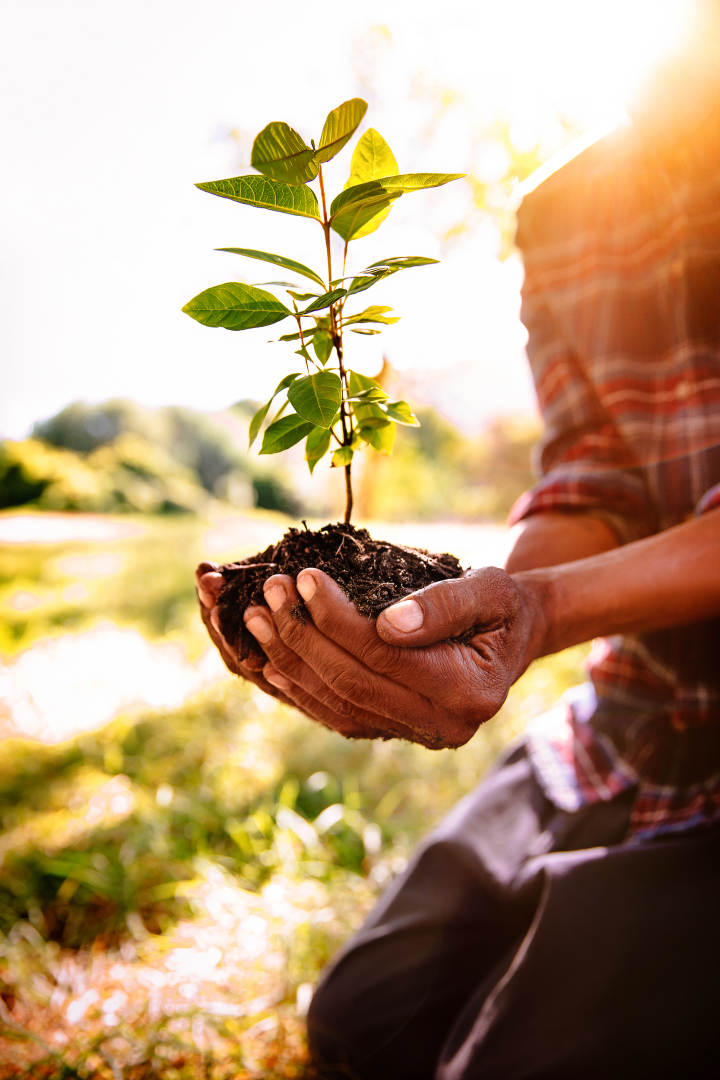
{"left": 376, "top": 567, "right": 514, "bottom": 647}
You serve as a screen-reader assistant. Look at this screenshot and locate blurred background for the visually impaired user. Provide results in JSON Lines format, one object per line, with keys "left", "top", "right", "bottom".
{"left": 0, "top": 0, "right": 699, "bottom": 1075}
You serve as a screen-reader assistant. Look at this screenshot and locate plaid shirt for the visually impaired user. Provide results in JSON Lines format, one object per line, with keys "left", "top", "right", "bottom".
{"left": 510, "top": 112, "right": 720, "bottom": 841}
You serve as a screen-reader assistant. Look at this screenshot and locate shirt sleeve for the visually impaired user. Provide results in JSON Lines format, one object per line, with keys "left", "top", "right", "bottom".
{"left": 508, "top": 197, "right": 657, "bottom": 544}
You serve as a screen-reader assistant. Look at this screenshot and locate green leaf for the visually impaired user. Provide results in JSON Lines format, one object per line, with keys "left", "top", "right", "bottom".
{"left": 343, "top": 129, "right": 399, "bottom": 238}
{"left": 347, "top": 386, "right": 388, "bottom": 402}
{"left": 348, "top": 371, "right": 385, "bottom": 397}
{"left": 345, "top": 257, "right": 440, "bottom": 297}
{"left": 196, "top": 176, "right": 320, "bottom": 221}
{"left": 305, "top": 426, "right": 332, "bottom": 473}
{"left": 383, "top": 400, "right": 420, "bottom": 426}
{"left": 216, "top": 247, "right": 326, "bottom": 289}
{"left": 345, "top": 128, "right": 398, "bottom": 186}
{"left": 352, "top": 413, "right": 390, "bottom": 428}
{"left": 287, "top": 290, "right": 319, "bottom": 302}
{"left": 357, "top": 420, "right": 396, "bottom": 454}
{"left": 316, "top": 98, "right": 368, "bottom": 164}
{"left": 182, "top": 282, "right": 291, "bottom": 331}
{"left": 300, "top": 288, "right": 347, "bottom": 315}
{"left": 313, "top": 331, "right": 334, "bottom": 365}
{"left": 329, "top": 182, "right": 402, "bottom": 242}
{"left": 248, "top": 373, "right": 301, "bottom": 447}
{"left": 278, "top": 325, "right": 325, "bottom": 342}
{"left": 377, "top": 172, "right": 465, "bottom": 192}
{"left": 260, "top": 414, "right": 314, "bottom": 454}
{"left": 248, "top": 401, "right": 272, "bottom": 449}
{"left": 345, "top": 274, "right": 384, "bottom": 296}
{"left": 368, "top": 256, "right": 440, "bottom": 271}
{"left": 288, "top": 372, "right": 342, "bottom": 428}
{"left": 257, "top": 279, "right": 301, "bottom": 288}
{"left": 331, "top": 446, "right": 354, "bottom": 467}
{"left": 342, "top": 305, "right": 400, "bottom": 326}
{"left": 348, "top": 375, "right": 391, "bottom": 431}
{"left": 251, "top": 121, "right": 319, "bottom": 184}
{"left": 351, "top": 328, "right": 381, "bottom": 335}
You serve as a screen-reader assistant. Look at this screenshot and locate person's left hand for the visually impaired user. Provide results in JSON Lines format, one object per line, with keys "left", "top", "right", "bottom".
{"left": 240, "top": 566, "right": 546, "bottom": 748}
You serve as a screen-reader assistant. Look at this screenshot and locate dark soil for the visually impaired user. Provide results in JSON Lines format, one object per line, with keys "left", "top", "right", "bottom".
{"left": 217, "top": 522, "right": 465, "bottom": 660}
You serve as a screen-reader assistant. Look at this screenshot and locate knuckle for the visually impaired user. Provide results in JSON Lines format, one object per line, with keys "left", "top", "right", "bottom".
{"left": 333, "top": 696, "right": 362, "bottom": 722}
{"left": 274, "top": 611, "right": 306, "bottom": 651}
{"left": 326, "top": 665, "right": 359, "bottom": 702}
{"left": 357, "top": 637, "right": 401, "bottom": 677}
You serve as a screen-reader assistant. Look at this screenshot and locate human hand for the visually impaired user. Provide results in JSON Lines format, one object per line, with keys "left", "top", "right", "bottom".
{"left": 195, "top": 562, "right": 392, "bottom": 738}
{"left": 239, "top": 566, "right": 547, "bottom": 749}
{"left": 195, "top": 561, "right": 293, "bottom": 700}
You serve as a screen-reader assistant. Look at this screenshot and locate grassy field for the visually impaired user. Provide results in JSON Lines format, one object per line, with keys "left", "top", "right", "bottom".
{"left": 0, "top": 510, "right": 588, "bottom": 1079}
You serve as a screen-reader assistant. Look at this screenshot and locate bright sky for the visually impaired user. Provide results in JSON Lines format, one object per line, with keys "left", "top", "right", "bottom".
{"left": 2, "top": 0, "right": 694, "bottom": 438}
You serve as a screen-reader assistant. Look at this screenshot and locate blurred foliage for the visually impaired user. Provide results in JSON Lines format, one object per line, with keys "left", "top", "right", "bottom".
{"left": 1, "top": 400, "right": 317, "bottom": 515}
{"left": 4, "top": 398, "right": 540, "bottom": 525}
{"left": 359, "top": 408, "right": 540, "bottom": 522}
{"left": 0, "top": 436, "right": 207, "bottom": 516}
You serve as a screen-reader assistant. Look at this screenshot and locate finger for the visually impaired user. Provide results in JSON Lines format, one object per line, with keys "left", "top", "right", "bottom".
{"left": 197, "top": 570, "right": 225, "bottom": 609}
{"left": 198, "top": 600, "right": 243, "bottom": 676}
{"left": 258, "top": 575, "right": 447, "bottom": 744}
{"left": 294, "top": 569, "right": 510, "bottom": 737}
{"left": 244, "top": 601, "right": 417, "bottom": 741}
{"left": 196, "top": 561, "right": 218, "bottom": 578}
{"left": 295, "top": 569, "right": 421, "bottom": 683}
{"left": 263, "top": 663, "right": 393, "bottom": 742}
{"left": 294, "top": 569, "right": 476, "bottom": 702}
{"left": 376, "top": 567, "right": 517, "bottom": 647}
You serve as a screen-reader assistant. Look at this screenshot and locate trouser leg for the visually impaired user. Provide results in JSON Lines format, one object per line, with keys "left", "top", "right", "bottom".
{"left": 437, "top": 820, "right": 720, "bottom": 1080}
{"left": 306, "top": 746, "right": 557, "bottom": 1080}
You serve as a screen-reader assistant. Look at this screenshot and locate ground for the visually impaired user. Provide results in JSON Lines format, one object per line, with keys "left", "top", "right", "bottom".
{"left": 0, "top": 509, "right": 587, "bottom": 1079}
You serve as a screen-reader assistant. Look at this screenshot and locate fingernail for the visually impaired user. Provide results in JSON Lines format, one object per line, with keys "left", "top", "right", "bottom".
{"left": 265, "top": 668, "right": 291, "bottom": 692}
{"left": 264, "top": 583, "right": 287, "bottom": 613}
{"left": 244, "top": 613, "right": 273, "bottom": 644}
{"left": 383, "top": 598, "right": 424, "bottom": 632}
{"left": 296, "top": 572, "right": 317, "bottom": 602}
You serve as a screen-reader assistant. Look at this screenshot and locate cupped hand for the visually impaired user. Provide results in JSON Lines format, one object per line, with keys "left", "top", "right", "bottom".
{"left": 195, "top": 561, "right": 290, "bottom": 696}
{"left": 237, "top": 566, "right": 547, "bottom": 749}
{"left": 195, "top": 562, "right": 392, "bottom": 739}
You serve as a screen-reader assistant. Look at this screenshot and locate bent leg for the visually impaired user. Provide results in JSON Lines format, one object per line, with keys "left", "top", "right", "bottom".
{"left": 307, "top": 746, "right": 564, "bottom": 1080}
{"left": 437, "top": 821, "right": 720, "bottom": 1080}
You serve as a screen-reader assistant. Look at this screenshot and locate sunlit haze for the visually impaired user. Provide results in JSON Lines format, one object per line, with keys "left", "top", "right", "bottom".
{"left": 2, "top": 0, "right": 695, "bottom": 437}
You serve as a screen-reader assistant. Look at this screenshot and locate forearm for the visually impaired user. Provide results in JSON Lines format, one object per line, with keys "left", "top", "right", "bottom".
{"left": 514, "top": 507, "right": 720, "bottom": 658}
{"left": 505, "top": 511, "right": 621, "bottom": 573}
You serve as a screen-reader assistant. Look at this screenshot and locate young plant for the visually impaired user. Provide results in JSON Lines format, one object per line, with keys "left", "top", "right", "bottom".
{"left": 183, "top": 99, "right": 463, "bottom": 524}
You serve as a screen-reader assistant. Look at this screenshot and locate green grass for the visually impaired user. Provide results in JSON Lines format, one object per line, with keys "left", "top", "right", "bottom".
{"left": 0, "top": 509, "right": 589, "bottom": 1078}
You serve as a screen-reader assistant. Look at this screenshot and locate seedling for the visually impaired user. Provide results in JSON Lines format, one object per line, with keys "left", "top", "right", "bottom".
{"left": 183, "top": 98, "right": 463, "bottom": 523}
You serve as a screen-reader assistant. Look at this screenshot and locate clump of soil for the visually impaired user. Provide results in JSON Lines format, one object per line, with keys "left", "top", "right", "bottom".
{"left": 217, "top": 522, "right": 465, "bottom": 660}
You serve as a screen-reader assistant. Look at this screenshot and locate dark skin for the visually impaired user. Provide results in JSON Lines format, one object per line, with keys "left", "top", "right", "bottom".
{"left": 197, "top": 507, "right": 720, "bottom": 748}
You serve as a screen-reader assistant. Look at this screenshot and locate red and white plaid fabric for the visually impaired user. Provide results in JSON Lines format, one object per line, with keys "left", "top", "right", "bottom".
{"left": 510, "top": 113, "right": 720, "bottom": 840}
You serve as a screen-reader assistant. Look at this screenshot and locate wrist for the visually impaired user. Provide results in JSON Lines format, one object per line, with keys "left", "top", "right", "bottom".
{"left": 510, "top": 567, "right": 557, "bottom": 664}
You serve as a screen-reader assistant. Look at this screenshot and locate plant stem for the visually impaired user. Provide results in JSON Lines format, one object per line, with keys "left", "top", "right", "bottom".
{"left": 318, "top": 164, "right": 354, "bottom": 523}
{"left": 344, "top": 464, "right": 353, "bottom": 524}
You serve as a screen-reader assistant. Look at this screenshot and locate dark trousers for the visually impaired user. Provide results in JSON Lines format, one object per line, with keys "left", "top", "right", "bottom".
{"left": 307, "top": 743, "right": 720, "bottom": 1079}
